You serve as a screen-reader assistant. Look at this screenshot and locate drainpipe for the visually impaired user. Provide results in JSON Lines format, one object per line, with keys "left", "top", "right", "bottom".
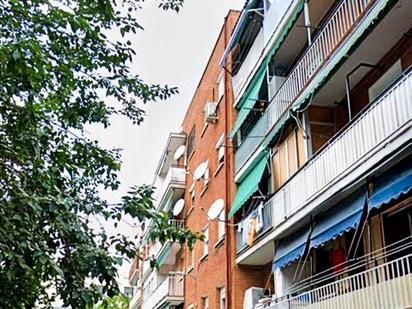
{"left": 223, "top": 14, "right": 232, "bottom": 309}
{"left": 303, "top": 0, "right": 312, "bottom": 46}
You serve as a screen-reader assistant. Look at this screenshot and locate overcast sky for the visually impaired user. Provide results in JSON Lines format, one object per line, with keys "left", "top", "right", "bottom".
{"left": 89, "top": 0, "right": 245, "bottom": 287}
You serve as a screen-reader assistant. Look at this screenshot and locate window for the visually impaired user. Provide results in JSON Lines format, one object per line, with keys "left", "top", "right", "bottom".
{"left": 187, "top": 190, "right": 195, "bottom": 216}
{"left": 219, "top": 287, "right": 226, "bottom": 309}
{"left": 218, "top": 208, "right": 225, "bottom": 240}
{"left": 272, "top": 128, "right": 305, "bottom": 190}
{"left": 203, "top": 168, "right": 209, "bottom": 189}
{"left": 187, "top": 127, "right": 196, "bottom": 158}
{"left": 202, "top": 296, "right": 209, "bottom": 309}
{"left": 368, "top": 60, "right": 402, "bottom": 102}
{"left": 202, "top": 227, "right": 209, "bottom": 257}
{"left": 215, "top": 133, "right": 225, "bottom": 168}
{"left": 187, "top": 247, "right": 194, "bottom": 271}
{"left": 217, "top": 72, "right": 224, "bottom": 100}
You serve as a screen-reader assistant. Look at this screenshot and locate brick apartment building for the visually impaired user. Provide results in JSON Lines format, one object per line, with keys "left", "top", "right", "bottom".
{"left": 180, "top": 9, "right": 271, "bottom": 309}
{"left": 130, "top": 0, "right": 412, "bottom": 308}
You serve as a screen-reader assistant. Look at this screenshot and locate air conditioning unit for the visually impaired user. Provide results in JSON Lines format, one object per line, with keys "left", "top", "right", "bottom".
{"left": 268, "top": 75, "right": 286, "bottom": 100}
{"left": 243, "top": 287, "right": 265, "bottom": 309}
{"left": 204, "top": 101, "right": 218, "bottom": 124}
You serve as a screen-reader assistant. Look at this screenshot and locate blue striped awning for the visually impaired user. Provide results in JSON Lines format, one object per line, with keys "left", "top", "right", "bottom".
{"left": 311, "top": 189, "right": 366, "bottom": 249}
{"left": 369, "top": 158, "right": 412, "bottom": 211}
{"left": 273, "top": 227, "right": 310, "bottom": 270}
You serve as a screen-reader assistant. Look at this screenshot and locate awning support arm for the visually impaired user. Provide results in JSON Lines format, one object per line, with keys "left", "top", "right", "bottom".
{"left": 345, "top": 63, "right": 380, "bottom": 121}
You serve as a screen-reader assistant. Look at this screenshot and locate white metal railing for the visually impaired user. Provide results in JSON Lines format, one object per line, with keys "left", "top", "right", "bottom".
{"left": 233, "top": 29, "right": 264, "bottom": 99}
{"left": 236, "top": 0, "right": 374, "bottom": 171}
{"left": 269, "top": 69, "right": 412, "bottom": 228}
{"left": 155, "top": 165, "right": 186, "bottom": 210}
{"left": 238, "top": 68, "right": 412, "bottom": 255}
{"left": 265, "top": 253, "right": 412, "bottom": 309}
{"left": 142, "top": 272, "right": 184, "bottom": 309}
{"left": 235, "top": 113, "right": 269, "bottom": 172}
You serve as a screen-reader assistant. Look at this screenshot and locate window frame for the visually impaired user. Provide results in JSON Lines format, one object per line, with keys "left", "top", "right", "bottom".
{"left": 219, "top": 287, "right": 226, "bottom": 309}
{"left": 202, "top": 226, "right": 209, "bottom": 258}
{"left": 187, "top": 126, "right": 196, "bottom": 159}
{"left": 202, "top": 296, "right": 209, "bottom": 309}
{"left": 217, "top": 71, "right": 224, "bottom": 100}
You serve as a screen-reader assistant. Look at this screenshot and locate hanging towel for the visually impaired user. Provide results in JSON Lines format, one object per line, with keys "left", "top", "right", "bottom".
{"left": 247, "top": 216, "right": 257, "bottom": 246}
{"left": 256, "top": 202, "right": 264, "bottom": 232}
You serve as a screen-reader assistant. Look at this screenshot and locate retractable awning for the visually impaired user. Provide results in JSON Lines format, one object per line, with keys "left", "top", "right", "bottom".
{"left": 228, "top": 153, "right": 269, "bottom": 219}
{"left": 273, "top": 227, "right": 311, "bottom": 270}
{"left": 219, "top": 0, "right": 263, "bottom": 66}
{"left": 369, "top": 158, "right": 412, "bottom": 211}
{"left": 230, "top": 70, "right": 267, "bottom": 138}
{"left": 311, "top": 188, "right": 366, "bottom": 249}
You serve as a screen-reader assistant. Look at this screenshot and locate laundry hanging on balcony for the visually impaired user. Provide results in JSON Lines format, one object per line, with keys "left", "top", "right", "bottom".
{"left": 238, "top": 202, "right": 265, "bottom": 245}
{"left": 230, "top": 69, "right": 267, "bottom": 138}
{"left": 273, "top": 227, "right": 311, "bottom": 270}
{"left": 369, "top": 156, "right": 412, "bottom": 211}
{"left": 228, "top": 153, "right": 269, "bottom": 219}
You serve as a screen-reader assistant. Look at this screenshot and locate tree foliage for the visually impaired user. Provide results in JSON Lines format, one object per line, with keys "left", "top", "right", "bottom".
{"left": 0, "top": 0, "right": 199, "bottom": 308}
{"left": 94, "top": 294, "right": 129, "bottom": 309}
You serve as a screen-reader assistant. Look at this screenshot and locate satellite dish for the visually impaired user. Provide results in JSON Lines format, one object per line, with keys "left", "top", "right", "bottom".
{"left": 173, "top": 145, "right": 186, "bottom": 161}
{"left": 207, "top": 198, "right": 225, "bottom": 221}
{"left": 193, "top": 161, "right": 208, "bottom": 180}
{"left": 172, "top": 199, "right": 185, "bottom": 216}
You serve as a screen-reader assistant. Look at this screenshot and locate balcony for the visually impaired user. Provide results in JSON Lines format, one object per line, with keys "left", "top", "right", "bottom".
{"left": 236, "top": 0, "right": 375, "bottom": 172}
{"left": 155, "top": 165, "right": 186, "bottom": 211}
{"left": 148, "top": 220, "right": 184, "bottom": 258}
{"left": 238, "top": 65, "right": 412, "bottom": 260}
{"left": 271, "top": 69, "right": 412, "bottom": 227}
{"left": 142, "top": 272, "right": 184, "bottom": 309}
{"left": 260, "top": 252, "right": 412, "bottom": 309}
{"left": 236, "top": 198, "right": 273, "bottom": 252}
{"left": 232, "top": 29, "right": 264, "bottom": 100}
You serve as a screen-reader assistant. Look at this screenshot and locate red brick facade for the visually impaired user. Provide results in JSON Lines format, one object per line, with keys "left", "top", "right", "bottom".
{"left": 180, "top": 10, "right": 237, "bottom": 309}
{"left": 180, "top": 10, "right": 272, "bottom": 309}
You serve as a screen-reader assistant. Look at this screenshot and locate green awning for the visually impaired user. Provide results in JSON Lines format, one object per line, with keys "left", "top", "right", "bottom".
{"left": 229, "top": 153, "right": 269, "bottom": 219}
{"left": 264, "top": 0, "right": 304, "bottom": 67}
{"left": 229, "top": 0, "right": 304, "bottom": 139}
{"left": 230, "top": 69, "right": 267, "bottom": 138}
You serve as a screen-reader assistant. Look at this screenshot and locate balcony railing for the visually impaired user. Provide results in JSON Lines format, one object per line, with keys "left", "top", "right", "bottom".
{"left": 273, "top": 69, "right": 412, "bottom": 227}
{"left": 232, "top": 29, "right": 264, "bottom": 100}
{"left": 236, "top": 199, "right": 273, "bottom": 252}
{"left": 236, "top": 0, "right": 373, "bottom": 171}
{"left": 240, "top": 66, "right": 412, "bottom": 253}
{"left": 142, "top": 272, "right": 184, "bottom": 309}
{"left": 156, "top": 165, "right": 186, "bottom": 210}
{"left": 235, "top": 114, "right": 268, "bottom": 173}
{"left": 261, "top": 238, "right": 412, "bottom": 309}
